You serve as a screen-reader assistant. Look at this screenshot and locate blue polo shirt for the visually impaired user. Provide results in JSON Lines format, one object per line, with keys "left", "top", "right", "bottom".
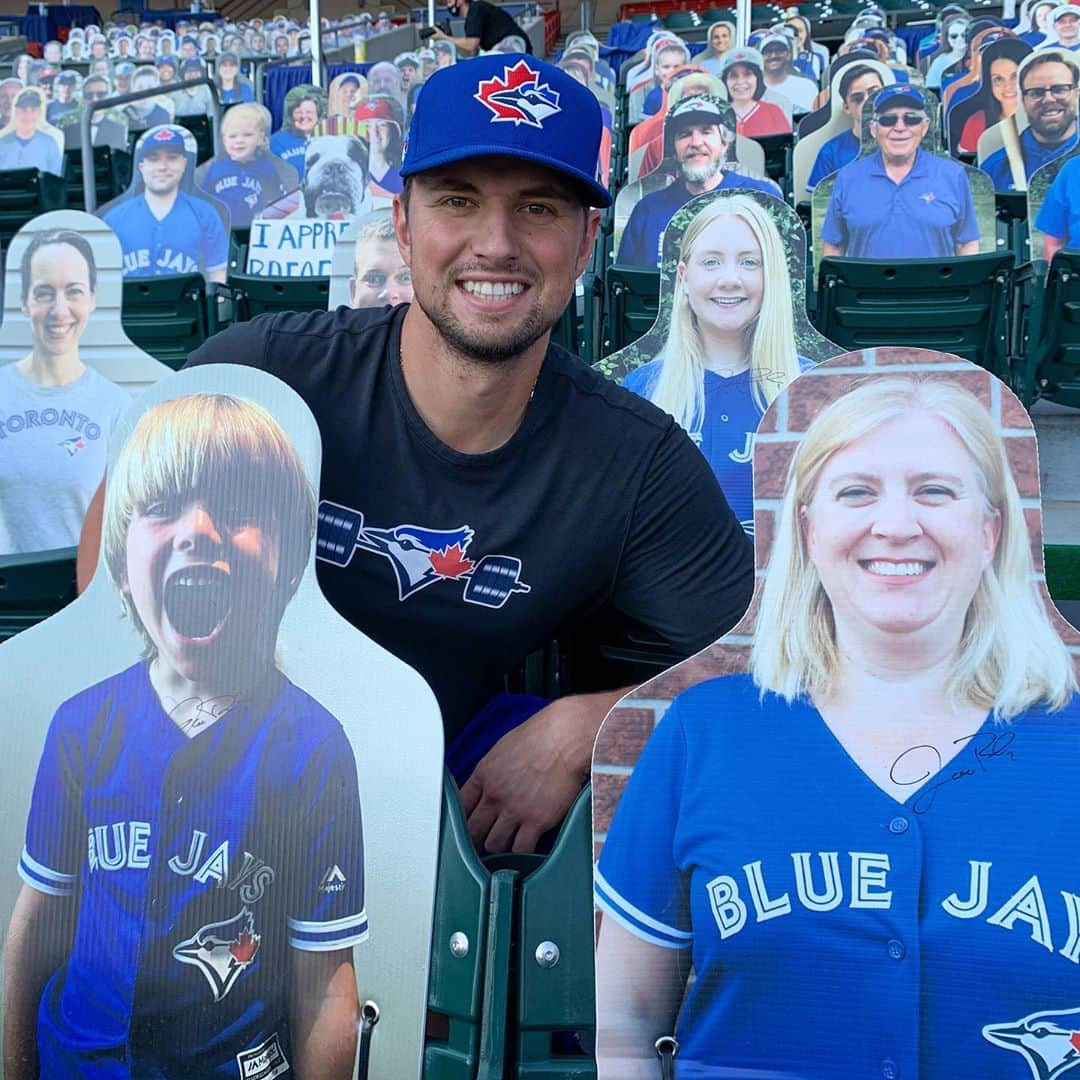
{"left": 808, "top": 129, "right": 860, "bottom": 191}
{"left": 1035, "top": 152, "right": 1080, "bottom": 249}
{"left": 821, "top": 148, "right": 979, "bottom": 259}
{"left": 980, "top": 125, "right": 1078, "bottom": 192}
{"left": 616, "top": 173, "right": 780, "bottom": 268}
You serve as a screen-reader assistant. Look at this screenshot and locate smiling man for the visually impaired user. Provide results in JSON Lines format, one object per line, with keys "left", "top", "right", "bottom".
{"left": 178, "top": 55, "right": 754, "bottom": 854}
{"left": 617, "top": 94, "right": 779, "bottom": 267}
{"left": 821, "top": 84, "right": 980, "bottom": 259}
{"left": 980, "top": 52, "right": 1079, "bottom": 191}
{"left": 102, "top": 125, "right": 228, "bottom": 284}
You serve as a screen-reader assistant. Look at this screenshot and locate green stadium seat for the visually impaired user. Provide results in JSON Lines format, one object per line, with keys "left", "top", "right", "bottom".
{"left": 1045, "top": 545, "right": 1080, "bottom": 601}
{"left": 0, "top": 166, "right": 67, "bottom": 249}
{"left": 603, "top": 266, "right": 659, "bottom": 355}
{"left": 0, "top": 547, "right": 78, "bottom": 642}
{"left": 121, "top": 274, "right": 210, "bottom": 371}
{"left": 220, "top": 271, "right": 331, "bottom": 325}
{"left": 814, "top": 252, "right": 1015, "bottom": 381}
{"left": 513, "top": 785, "right": 596, "bottom": 1079}
{"left": 1017, "top": 250, "right": 1080, "bottom": 408}
{"left": 425, "top": 772, "right": 515, "bottom": 1080}
{"left": 64, "top": 146, "right": 130, "bottom": 211}
{"left": 662, "top": 11, "right": 702, "bottom": 29}
{"left": 183, "top": 113, "right": 216, "bottom": 164}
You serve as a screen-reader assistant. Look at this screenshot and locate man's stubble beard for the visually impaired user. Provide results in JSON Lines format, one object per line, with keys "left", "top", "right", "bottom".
{"left": 411, "top": 281, "right": 556, "bottom": 365}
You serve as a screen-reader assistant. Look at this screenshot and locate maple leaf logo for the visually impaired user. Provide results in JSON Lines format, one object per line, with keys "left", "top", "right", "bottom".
{"left": 474, "top": 60, "right": 561, "bottom": 128}
{"left": 229, "top": 926, "right": 261, "bottom": 965}
{"left": 429, "top": 543, "right": 475, "bottom": 579}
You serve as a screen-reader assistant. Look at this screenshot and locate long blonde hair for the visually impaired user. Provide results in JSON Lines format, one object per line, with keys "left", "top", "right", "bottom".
{"left": 751, "top": 376, "right": 1076, "bottom": 719}
{"left": 647, "top": 193, "right": 800, "bottom": 432}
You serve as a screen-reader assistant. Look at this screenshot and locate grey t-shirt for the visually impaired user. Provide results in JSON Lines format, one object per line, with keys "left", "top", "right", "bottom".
{"left": 0, "top": 363, "right": 129, "bottom": 555}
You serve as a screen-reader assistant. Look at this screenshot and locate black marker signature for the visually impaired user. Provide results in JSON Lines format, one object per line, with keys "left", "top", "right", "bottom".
{"left": 170, "top": 694, "right": 239, "bottom": 733}
{"left": 890, "top": 731, "right": 1018, "bottom": 815}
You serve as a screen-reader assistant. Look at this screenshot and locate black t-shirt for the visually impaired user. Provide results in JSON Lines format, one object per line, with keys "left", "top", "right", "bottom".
{"left": 463, "top": 0, "right": 531, "bottom": 52}
{"left": 187, "top": 306, "right": 753, "bottom": 739}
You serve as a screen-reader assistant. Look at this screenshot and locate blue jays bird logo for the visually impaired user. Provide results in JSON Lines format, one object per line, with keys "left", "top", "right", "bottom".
{"left": 316, "top": 501, "right": 531, "bottom": 609}
{"left": 475, "top": 59, "right": 561, "bottom": 128}
{"left": 983, "top": 1005, "right": 1080, "bottom": 1079}
{"left": 173, "top": 907, "right": 261, "bottom": 1003}
{"left": 58, "top": 435, "right": 86, "bottom": 456}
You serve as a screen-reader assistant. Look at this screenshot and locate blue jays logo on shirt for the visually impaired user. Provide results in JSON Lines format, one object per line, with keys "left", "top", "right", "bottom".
{"left": 983, "top": 1005, "right": 1080, "bottom": 1080}
{"left": 474, "top": 59, "right": 561, "bottom": 129}
{"left": 173, "top": 906, "right": 262, "bottom": 1002}
{"left": 58, "top": 435, "right": 87, "bottom": 456}
{"left": 316, "top": 500, "right": 531, "bottom": 609}
{"left": 920, "top": 192, "right": 937, "bottom": 203}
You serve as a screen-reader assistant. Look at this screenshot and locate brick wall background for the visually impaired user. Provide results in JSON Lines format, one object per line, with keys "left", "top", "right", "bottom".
{"left": 592, "top": 347, "right": 1080, "bottom": 861}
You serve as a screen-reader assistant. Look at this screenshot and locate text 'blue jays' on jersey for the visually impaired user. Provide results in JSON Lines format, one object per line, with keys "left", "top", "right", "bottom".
{"left": 103, "top": 190, "right": 229, "bottom": 278}
{"left": 19, "top": 662, "right": 367, "bottom": 1079}
{"left": 596, "top": 674, "right": 1080, "bottom": 1080}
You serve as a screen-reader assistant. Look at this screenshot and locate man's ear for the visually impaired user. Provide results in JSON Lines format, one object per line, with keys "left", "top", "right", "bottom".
{"left": 392, "top": 193, "right": 412, "bottom": 267}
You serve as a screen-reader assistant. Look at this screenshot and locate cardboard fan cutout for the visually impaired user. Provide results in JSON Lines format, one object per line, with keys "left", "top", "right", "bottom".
{"left": 327, "top": 209, "right": 413, "bottom": 310}
{"left": 614, "top": 94, "right": 778, "bottom": 269}
{"left": 599, "top": 188, "right": 840, "bottom": 537}
{"left": 0, "top": 210, "right": 172, "bottom": 557}
{"left": 591, "top": 348, "right": 1080, "bottom": 1080}
{"left": 98, "top": 124, "right": 232, "bottom": 285}
{"left": 0, "top": 86, "right": 64, "bottom": 177}
{"left": 196, "top": 103, "right": 299, "bottom": 230}
{"left": 793, "top": 58, "right": 895, "bottom": 202}
{"left": 1028, "top": 138, "right": 1080, "bottom": 265}
{"left": 0, "top": 364, "right": 443, "bottom": 1079}
{"left": 976, "top": 49, "right": 1080, "bottom": 192}
{"left": 812, "top": 84, "right": 996, "bottom": 263}
{"left": 269, "top": 84, "right": 328, "bottom": 183}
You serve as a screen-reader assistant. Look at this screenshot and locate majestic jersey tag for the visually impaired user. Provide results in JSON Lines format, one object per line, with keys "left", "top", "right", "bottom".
{"left": 236, "top": 1032, "right": 290, "bottom": 1080}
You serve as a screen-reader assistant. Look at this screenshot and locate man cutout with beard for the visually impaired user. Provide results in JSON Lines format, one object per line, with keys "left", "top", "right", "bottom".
{"left": 617, "top": 95, "right": 779, "bottom": 267}
{"left": 981, "top": 52, "right": 1079, "bottom": 190}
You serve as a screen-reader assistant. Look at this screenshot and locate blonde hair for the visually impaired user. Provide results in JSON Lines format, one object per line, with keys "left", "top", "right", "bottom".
{"left": 220, "top": 102, "right": 270, "bottom": 150}
{"left": 751, "top": 376, "right": 1076, "bottom": 718}
{"left": 647, "top": 193, "right": 800, "bottom": 432}
{"left": 103, "top": 394, "right": 315, "bottom": 653}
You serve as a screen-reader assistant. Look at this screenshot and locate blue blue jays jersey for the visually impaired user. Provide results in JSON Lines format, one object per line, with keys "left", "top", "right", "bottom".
{"left": 102, "top": 191, "right": 229, "bottom": 279}
{"left": 19, "top": 662, "right": 367, "bottom": 1079}
{"left": 981, "top": 126, "right": 1079, "bottom": 193}
{"left": 200, "top": 154, "right": 291, "bottom": 230}
{"left": 596, "top": 674, "right": 1080, "bottom": 1079}
{"left": 1036, "top": 153, "right": 1080, "bottom": 250}
{"left": 623, "top": 363, "right": 762, "bottom": 536}
{"left": 269, "top": 130, "right": 308, "bottom": 181}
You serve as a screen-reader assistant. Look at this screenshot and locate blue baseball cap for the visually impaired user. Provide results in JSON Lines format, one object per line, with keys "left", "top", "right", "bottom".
{"left": 401, "top": 53, "right": 610, "bottom": 207}
{"left": 872, "top": 84, "right": 927, "bottom": 113}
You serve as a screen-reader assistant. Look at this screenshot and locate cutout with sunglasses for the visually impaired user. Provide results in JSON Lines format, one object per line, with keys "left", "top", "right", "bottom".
{"left": 977, "top": 49, "right": 1080, "bottom": 191}
{"left": 812, "top": 83, "right": 997, "bottom": 262}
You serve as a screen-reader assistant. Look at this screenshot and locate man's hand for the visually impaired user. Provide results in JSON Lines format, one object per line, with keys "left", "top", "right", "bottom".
{"left": 460, "top": 688, "right": 627, "bottom": 854}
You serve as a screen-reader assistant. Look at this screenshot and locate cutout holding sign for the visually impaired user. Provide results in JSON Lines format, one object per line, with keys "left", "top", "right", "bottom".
{"left": 0, "top": 364, "right": 442, "bottom": 1079}
{"left": 99, "top": 124, "right": 231, "bottom": 284}
{"left": 592, "top": 349, "right": 1080, "bottom": 1079}
{"left": 0, "top": 210, "right": 171, "bottom": 556}
{"left": 599, "top": 189, "right": 839, "bottom": 536}
{"left": 327, "top": 209, "right": 413, "bottom": 309}
{"left": 813, "top": 84, "right": 996, "bottom": 262}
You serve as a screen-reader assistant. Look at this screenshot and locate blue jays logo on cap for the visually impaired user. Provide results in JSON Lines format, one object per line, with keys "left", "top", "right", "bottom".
{"left": 474, "top": 59, "right": 561, "bottom": 129}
